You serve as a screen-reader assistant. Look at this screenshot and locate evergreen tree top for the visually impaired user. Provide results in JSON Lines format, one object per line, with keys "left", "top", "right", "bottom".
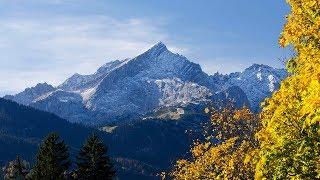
{"left": 76, "top": 133, "right": 115, "bottom": 180}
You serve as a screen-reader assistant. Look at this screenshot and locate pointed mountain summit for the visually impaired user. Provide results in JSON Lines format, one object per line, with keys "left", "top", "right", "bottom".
{"left": 144, "top": 42, "right": 168, "bottom": 56}
{"left": 85, "top": 42, "right": 214, "bottom": 124}
{"left": 32, "top": 42, "right": 215, "bottom": 124}
{"left": 5, "top": 43, "right": 287, "bottom": 125}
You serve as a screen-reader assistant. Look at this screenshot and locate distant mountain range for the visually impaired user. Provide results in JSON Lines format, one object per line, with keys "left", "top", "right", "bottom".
{"left": 1, "top": 42, "right": 288, "bottom": 179}
{"left": 4, "top": 42, "right": 287, "bottom": 126}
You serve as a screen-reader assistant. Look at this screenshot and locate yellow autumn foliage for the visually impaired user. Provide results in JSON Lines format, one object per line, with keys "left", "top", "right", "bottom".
{"left": 169, "top": 1, "right": 320, "bottom": 179}
{"left": 255, "top": 0, "right": 320, "bottom": 179}
{"left": 169, "top": 107, "right": 260, "bottom": 180}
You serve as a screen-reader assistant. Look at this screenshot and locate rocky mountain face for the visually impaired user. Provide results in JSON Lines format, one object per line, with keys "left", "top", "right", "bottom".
{"left": 224, "top": 64, "right": 287, "bottom": 111}
{"left": 3, "top": 83, "right": 56, "bottom": 105}
{"left": 4, "top": 42, "right": 287, "bottom": 126}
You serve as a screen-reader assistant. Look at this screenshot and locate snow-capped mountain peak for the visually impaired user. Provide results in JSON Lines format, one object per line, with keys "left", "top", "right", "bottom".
{"left": 146, "top": 42, "right": 168, "bottom": 55}
{"left": 4, "top": 43, "right": 287, "bottom": 125}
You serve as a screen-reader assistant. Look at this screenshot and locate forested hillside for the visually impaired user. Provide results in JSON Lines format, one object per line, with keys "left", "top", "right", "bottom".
{"left": 0, "top": 98, "right": 209, "bottom": 179}
{"left": 0, "top": 98, "right": 96, "bottom": 165}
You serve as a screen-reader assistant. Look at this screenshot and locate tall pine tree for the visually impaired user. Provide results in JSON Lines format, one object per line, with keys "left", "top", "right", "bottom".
{"left": 29, "top": 133, "right": 70, "bottom": 180}
{"left": 75, "top": 134, "right": 115, "bottom": 180}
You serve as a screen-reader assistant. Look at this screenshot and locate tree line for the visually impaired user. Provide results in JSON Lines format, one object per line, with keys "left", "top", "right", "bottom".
{"left": 2, "top": 133, "right": 115, "bottom": 180}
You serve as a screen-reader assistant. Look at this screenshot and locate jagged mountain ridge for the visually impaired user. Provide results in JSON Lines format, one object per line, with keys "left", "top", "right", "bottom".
{"left": 224, "top": 64, "right": 287, "bottom": 111}
{"left": 4, "top": 83, "right": 56, "bottom": 105}
{"left": 4, "top": 42, "right": 287, "bottom": 125}
{"left": 58, "top": 59, "right": 130, "bottom": 92}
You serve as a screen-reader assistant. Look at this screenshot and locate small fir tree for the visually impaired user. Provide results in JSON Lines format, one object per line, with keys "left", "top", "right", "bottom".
{"left": 75, "top": 134, "right": 115, "bottom": 180}
{"left": 29, "top": 133, "right": 70, "bottom": 180}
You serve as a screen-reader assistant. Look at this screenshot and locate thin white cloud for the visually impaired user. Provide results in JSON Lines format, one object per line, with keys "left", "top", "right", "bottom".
{"left": 0, "top": 15, "right": 179, "bottom": 95}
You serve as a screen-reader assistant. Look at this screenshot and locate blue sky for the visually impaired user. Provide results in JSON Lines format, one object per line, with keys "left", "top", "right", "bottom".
{"left": 0, "top": 0, "right": 290, "bottom": 96}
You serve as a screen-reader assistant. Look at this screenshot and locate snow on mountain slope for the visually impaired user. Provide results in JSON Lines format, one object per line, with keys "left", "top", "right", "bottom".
{"left": 4, "top": 43, "right": 286, "bottom": 125}
{"left": 225, "top": 64, "right": 287, "bottom": 111}
{"left": 84, "top": 42, "right": 216, "bottom": 124}
{"left": 3, "top": 83, "right": 56, "bottom": 105}
{"left": 155, "top": 78, "right": 212, "bottom": 107}
{"left": 4, "top": 42, "right": 215, "bottom": 125}
{"left": 58, "top": 59, "right": 130, "bottom": 92}
{"left": 31, "top": 90, "right": 93, "bottom": 123}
